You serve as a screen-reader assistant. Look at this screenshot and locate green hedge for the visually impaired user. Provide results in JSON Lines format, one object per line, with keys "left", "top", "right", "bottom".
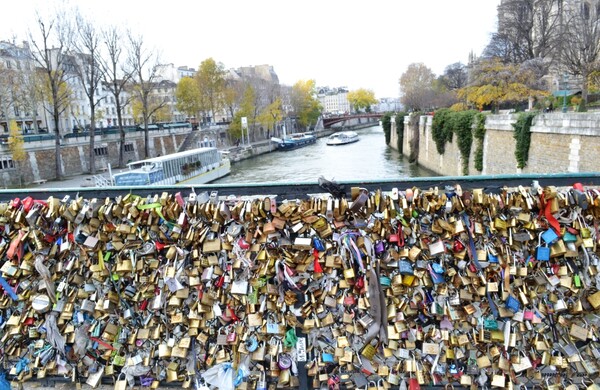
{"left": 473, "top": 112, "right": 486, "bottom": 172}
{"left": 432, "top": 109, "right": 479, "bottom": 175}
{"left": 513, "top": 112, "right": 536, "bottom": 169}
{"left": 395, "top": 112, "right": 406, "bottom": 153}
{"left": 382, "top": 113, "right": 392, "bottom": 145}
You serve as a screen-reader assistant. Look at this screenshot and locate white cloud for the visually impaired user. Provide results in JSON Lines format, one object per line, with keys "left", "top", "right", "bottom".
{"left": 1, "top": 0, "right": 500, "bottom": 98}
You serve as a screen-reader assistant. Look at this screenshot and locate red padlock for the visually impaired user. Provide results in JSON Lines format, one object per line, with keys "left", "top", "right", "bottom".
{"left": 453, "top": 239, "right": 465, "bottom": 252}
{"left": 409, "top": 377, "right": 421, "bottom": 390}
{"left": 354, "top": 275, "right": 365, "bottom": 291}
{"left": 21, "top": 197, "right": 34, "bottom": 212}
{"left": 11, "top": 198, "right": 20, "bottom": 209}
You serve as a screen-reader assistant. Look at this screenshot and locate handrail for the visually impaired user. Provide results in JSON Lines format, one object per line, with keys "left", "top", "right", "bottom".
{"left": 1, "top": 172, "right": 599, "bottom": 201}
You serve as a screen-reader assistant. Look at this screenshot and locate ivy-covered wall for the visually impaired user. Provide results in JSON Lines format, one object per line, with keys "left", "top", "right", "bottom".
{"left": 399, "top": 112, "right": 600, "bottom": 176}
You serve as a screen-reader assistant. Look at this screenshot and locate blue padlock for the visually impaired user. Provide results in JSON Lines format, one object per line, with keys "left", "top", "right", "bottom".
{"left": 312, "top": 237, "right": 325, "bottom": 252}
{"left": 541, "top": 228, "right": 559, "bottom": 244}
{"left": 488, "top": 253, "right": 499, "bottom": 263}
{"left": 536, "top": 233, "right": 550, "bottom": 261}
{"left": 506, "top": 295, "right": 521, "bottom": 313}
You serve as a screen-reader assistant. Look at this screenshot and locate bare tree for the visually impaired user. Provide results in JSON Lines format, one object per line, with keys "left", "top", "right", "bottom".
{"left": 73, "top": 12, "right": 103, "bottom": 174}
{"left": 441, "top": 62, "right": 468, "bottom": 90}
{"left": 100, "top": 26, "right": 134, "bottom": 167}
{"left": 399, "top": 63, "right": 436, "bottom": 111}
{"left": 17, "top": 66, "right": 45, "bottom": 134}
{"left": 28, "top": 11, "right": 74, "bottom": 180}
{"left": 0, "top": 63, "right": 18, "bottom": 132}
{"left": 128, "top": 34, "right": 167, "bottom": 158}
{"left": 245, "top": 77, "right": 269, "bottom": 140}
{"left": 485, "top": 0, "right": 561, "bottom": 63}
{"left": 561, "top": 1, "right": 600, "bottom": 106}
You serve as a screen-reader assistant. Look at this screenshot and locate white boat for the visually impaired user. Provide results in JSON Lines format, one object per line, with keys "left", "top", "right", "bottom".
{"left": 109, "top": 146, "right": 230, "bottom": 186}
{"left": 326, "top": 131, "right": 359, "bottom": 146}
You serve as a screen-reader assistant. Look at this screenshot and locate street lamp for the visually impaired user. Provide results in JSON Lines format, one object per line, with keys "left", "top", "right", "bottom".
{"left": 562, "top": 73, "right": 568, "bottom": 113}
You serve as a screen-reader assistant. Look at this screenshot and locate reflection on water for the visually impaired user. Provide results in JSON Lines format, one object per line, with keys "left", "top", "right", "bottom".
{"left": 214, "top": 125, "right": 436, "bottom": 184}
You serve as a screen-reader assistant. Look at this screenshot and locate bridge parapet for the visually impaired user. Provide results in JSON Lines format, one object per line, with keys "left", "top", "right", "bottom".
{"left": 1, "top": 173, "right": 600, "bottom": 388}
{"left": 323, "top": 113, "right": 383, "bottom": 128}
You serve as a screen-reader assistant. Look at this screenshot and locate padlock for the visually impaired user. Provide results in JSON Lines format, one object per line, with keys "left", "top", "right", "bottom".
{"left": 491, "top": 374, "right": 505, "bottom": 388}
{"left": 256, "top": 371, "right": 267, "bottom": 390}
{"left": 541, "top": 228, "right": 559, "bottom": 244}
{"left": 536, "top": 233, "right": 550, "bottom": 261}
{"left": 227, "top": 326, "right": 237, "bottom": 343}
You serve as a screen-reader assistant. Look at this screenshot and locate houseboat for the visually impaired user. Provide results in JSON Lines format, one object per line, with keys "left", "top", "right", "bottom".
{"left": 108, "top": 146, "right": 230, "bottom": 186}
{"left": 271, "top": 133, "right": 317, "bottom": 151}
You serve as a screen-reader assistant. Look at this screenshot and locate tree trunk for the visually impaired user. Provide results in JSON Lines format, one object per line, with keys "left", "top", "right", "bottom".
{"left": 117, "top": 100, "right": 125, "bottom": 167}
{"left": 144, "top": 116, "right": 150, "bottom": 158}
{"left": 582, "top": 68, "right": 589, "bottom": 106}
{"left": 89, "top": 97, "right": 96, "bottom": 174}
{"left": 53, "top": 111, "right": 63, "bottom": 180}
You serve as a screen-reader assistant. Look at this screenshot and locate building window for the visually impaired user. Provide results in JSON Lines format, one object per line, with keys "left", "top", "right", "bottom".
{"left": 0, "top": 157, "right": 15, "bottom": 170}
{"left": 94, "top": 146, "right": 108, "bottom": 156}
{"left": 124, "top": 143, "right": 134, "bottom": 152}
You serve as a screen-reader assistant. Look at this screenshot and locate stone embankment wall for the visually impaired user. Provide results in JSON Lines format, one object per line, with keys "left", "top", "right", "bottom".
{"left": 0, "top": 130, "right": 188, "bottom": 187}
{"left": 390, "top": 112, "right": 600, "bottom": 176}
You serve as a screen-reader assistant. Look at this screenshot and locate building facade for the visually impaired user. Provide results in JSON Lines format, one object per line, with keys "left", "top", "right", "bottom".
{"left": 317, "top": 87, "right": 351, "bottom": 115}
{"left": 0, "top": 41, "right": 43, "bottom": 133}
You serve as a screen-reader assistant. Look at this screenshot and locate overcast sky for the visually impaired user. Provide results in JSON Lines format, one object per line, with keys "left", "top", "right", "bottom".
{"left": 1, "top": 0, "right": 500, "bottom": 98}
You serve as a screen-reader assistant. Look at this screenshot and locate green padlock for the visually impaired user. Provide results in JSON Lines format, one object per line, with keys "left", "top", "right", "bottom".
{"left": 574, "top": 274, "right": 582, "bottom": 288}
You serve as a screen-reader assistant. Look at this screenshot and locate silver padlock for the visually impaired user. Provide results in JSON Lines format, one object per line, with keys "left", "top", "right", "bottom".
{"left": 256, "top": 371, "right": 267, "bottom": 390}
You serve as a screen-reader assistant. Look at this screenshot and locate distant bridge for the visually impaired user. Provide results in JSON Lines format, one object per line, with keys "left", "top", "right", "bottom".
{"left": 322, "top": 113, "right": 383, "bottom": 128}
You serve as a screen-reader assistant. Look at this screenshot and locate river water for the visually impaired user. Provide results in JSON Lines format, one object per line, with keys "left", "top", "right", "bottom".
{"left": 213, "top": 125, "right": 436, "bottom": 184}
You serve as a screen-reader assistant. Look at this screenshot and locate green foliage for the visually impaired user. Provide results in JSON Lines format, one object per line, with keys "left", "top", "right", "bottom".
{"left": 473, "top": 112, "right": 486, "bottom": 172}
{"left": 452, "top": 110, "right": 478, "bottom": 175}
{"left": 431, "top": 108, "right": 453, "bottom": 154}
{"left": 512, "top": 112, "right": 536, "bottom": 169}
{"left": 382, "top": 113, "right": 392, "bottom": 144}
{"left": 407, "top": 113, "right": 421, "bottom": 163}
{"left": 432, "top": 109, "right": 478, "bottom": 175}
{"left": 228, "top": 112, "right": 244, "bottom": 141}
{"left": 395, "top": 112, "right": 406, "bottom": 152}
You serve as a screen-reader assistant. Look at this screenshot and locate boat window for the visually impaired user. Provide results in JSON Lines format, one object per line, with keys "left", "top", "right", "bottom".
{"left": 148, "top": 170, "right": 164, "bottom": 183}
{"left": 165, "top": 159, "right": 173, "bottom": 182}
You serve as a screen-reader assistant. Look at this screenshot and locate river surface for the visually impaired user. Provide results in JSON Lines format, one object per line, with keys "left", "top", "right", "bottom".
{"left": 213, "top": 125, "right": 436, "bottom": 184}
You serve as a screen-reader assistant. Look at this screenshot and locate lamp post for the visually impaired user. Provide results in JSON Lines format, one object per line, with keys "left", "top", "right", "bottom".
{"left": 562, "top": 73, "right": 568, "bottom": 113}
